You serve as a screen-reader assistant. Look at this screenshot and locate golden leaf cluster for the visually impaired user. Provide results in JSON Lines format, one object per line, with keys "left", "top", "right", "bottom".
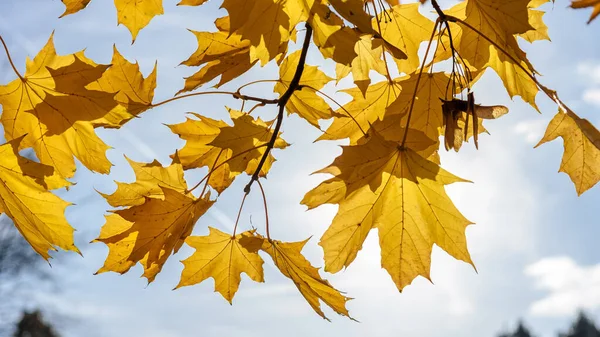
{"left": 0, "top": 0, "right": 596, "bottom": 320}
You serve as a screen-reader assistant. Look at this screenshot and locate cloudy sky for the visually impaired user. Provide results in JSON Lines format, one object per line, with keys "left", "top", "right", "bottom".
{"left": 1, "top": 1, "right": 600, "bottom": 337}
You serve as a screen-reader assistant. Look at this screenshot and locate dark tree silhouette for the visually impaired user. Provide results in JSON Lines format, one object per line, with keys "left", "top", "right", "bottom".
{"left": 560, "top": 312, "right": 600, "bottom": 337}
{"left": 499, "top": 321, "right": 534, "bottom": 337}
{"left": 13, "top": 311, "right": 60, "bottom": 337}
{"left": 0, "top": 219, "right": 53, "bottom": 336}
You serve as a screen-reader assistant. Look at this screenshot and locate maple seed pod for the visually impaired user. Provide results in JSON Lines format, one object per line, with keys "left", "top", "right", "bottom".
{"left": 441, "top": 95, "right": 509, "bottom": 152}
{"left": 441, "top": 98, "right": 464, "bottom": 152}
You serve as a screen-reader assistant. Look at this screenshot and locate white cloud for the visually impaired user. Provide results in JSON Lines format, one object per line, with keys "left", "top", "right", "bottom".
{"left": 525, "top": 256, "right": 600, "bottom": 317}
{"left": 577, "top": 62, "right": 600, "bottom": 84}
{"left": 514, "top": 120, "right": 547, "bottom": 144}
{"left": 583, "top": 89, "right": 600, "bottom": 107}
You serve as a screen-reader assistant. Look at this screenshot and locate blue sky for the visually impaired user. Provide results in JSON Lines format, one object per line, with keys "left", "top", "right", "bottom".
{"left": 1, "top": 1, "right": 600, "bottom": 336}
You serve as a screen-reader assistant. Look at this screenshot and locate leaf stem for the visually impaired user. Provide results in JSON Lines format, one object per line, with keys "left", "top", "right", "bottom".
{"left": 237, "top": 79, "right": 280, "bottom": 92}
{"left": 232, "top": 193, "right": 248, "bottom": 237}
{"left": 186, "top": 144, "right": 268, "bottom": 194}
{"left": 243, "top": 23, "right": 313, "bottom": 194}
{"left": 370, "top": 0, "right": 393, "bottom": 83}
{"left": 256, "top": 180, "right": 271, "bottom": 241}
{"left": 400, "top": 19, "right": 440, "bottom": 148}
{"left": 299, "top": 84, "right": 367, "bottom": 137}
{"left": 199, "top": 149, "right": 224, "bottom": 198}
{"left": 0, "top": 34, "right": 23, "bottom": 80}
{"left": 246, "top": 102, "right": 266, "bottom": 115}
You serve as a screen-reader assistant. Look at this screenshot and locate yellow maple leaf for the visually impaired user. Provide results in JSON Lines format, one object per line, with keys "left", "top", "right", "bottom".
{"left": 571, "top": 0, "right": 600, "bottom": 23}
{"left": 177, "top": 0, "right": 208, "bottom": 5}
{"left": 100, "top": 155, "right": 187, "bottom": 207}
{"left": 518, "top": 0, "right": 552, "bottom": 43}
{"left": 168, "top": 113, "right": 233, "bottom": 193}
{"left": 329, "top": 0, "right": 374, "bottom": 34}
{"left": 275, "top": 50, "right": 335, "bottom": 127}
{"left": 536, "top": 110, "right": 600, "bottom": 195}
{"left": 375, "top": 3, "right": 435, "bottom": 75}
{"left": 456, "top": 0, "right": 539, "bottom": 108}
{"left": 260, "top": 237, "right": 351, "bottom": 320}
{"left": 0, "top": 35, "right": 116, "bottom": 178}
{"left": 309, "top": 4, "right": 361, "bottom": 66}
{"left": 221, "top": 0, "right": 306, "bottom": 64}
{"left": 96, "top": 187, "right": 214, "bottom": 282}
{"left": 60, "top": 0, "right": 91, "bottom": 17}
{"left": 303, "top": 132, "right": 473, "bottom": 290}
{"left": 115, "top": 0, "right": 164, "bottom": 43}
{"left": 169, "top": 110, "right": 288, "bottom": 193}
{"left": 88, "top": 46, "right": 157, "bottom": 128}
{"left": 319, "top": 80, "right": 401, "bottom": 143}
{"left": 0, "top": 138, "right": 78, "bottom": 259}
{"left": 211, "top": 110, "right": 289, "bottom": 175}
{"left": 177, "top": 227, "right": 264, "bottom": 303}
{"left": 386, "top": 72, "right": 452, "bottom": 145}
{"left": 336, "top": 34, "right": 388, "bottom": 95}
{"left": 178, "top": 21, "right": 256, "bottom": 93}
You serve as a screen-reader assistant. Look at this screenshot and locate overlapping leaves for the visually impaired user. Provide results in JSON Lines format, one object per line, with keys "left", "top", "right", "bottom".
{"left": 0, "top": 0, "right": 595, "bottom": 320}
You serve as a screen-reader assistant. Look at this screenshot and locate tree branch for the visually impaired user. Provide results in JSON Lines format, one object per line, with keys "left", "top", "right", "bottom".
{"left": 152, "top": 91, "right": 278, "bottom": 109}
{"left": 243, "top": 23, "right": 313, "bottom": 194}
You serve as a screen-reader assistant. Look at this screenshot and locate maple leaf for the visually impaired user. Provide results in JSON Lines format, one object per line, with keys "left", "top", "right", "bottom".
{"left": 536, "top": 110, "right": 600, "bottom": 195}
{"left": 35, "top": 0, "right": 600, "bottom": 317}
{"left": 275, "top": 50, "right": 335, "bottom": 127}
{"left": 88, "top": 46, "right": 157, "bottom": 128}
{"left": 309, "top": 4, "right": 361, "bottom": 66}
{"left": 168, "top": 114, "right": 233, "bottom": 193}
{"left": 115, "top": 0, "right": 164, "bottom": 43}
{"left": 441, "top": 96, "right": 509, "bottom": 151}
{"left": 0, "top": 35, "right": 117, "bottom": 179}
{"left": 336, "top": 35, "right": 388, "bottom": 95}
{"left": 169, "top": 110, "right": 288, "bottom": 193}
{"left": 259, "top": 236, "right": 351, "bottom": 320}
{"left": 572, "top": 0, "right": 600, "bottom": 23}
{"left": 328, "top": 0, "right": 374, "bottom": 34}
{"left": 220, "top": 0, "right": 305, "bottom": 64}
{"left": 178, "top": 0, "right": 209, "bottom": 5}
{"left": 60, "top": 1, "right": 164, "bottom": 42}
{"left": 177, "top": 227, "right": 264, "bottom": 303}
{"left": 518, "top": 0, "right": 552, "bottom": 43}
{"left": 320, "top": 80, "right": 401, "bottom": 143}
{"left": 441, "top": 0, "right": 540, "bottom": 109}
{"left": 303, "top": 132, "right": 473, "bottom": 290}
{"left": 178, "top": 18, "right": 257, "bottom": 93}
{"left": 96, "top": 187, "right": 214, "bottom": 282}
{"left": 0, "top": 137, "right": 78, "bottom": 259}
{"left": 375, "top": 3, "right": 436, "bottom": 75}
{"left": 100, "top": 155, "right": 187, "bottom": 207}
{"left": 60, "top": 0, "right": 91, "bottom": 17}
{"left": 385, "top": 72, "right": 452, "bottom": 147}
{"left": 211, "top": 110, "right": 289, "bottom": 175}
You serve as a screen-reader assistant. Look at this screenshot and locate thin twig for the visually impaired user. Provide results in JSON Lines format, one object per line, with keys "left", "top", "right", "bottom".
{"left": 243, "top": 23, "right": 313, "bottom": 194}
{"left": 256, "top": 180, "right": 271, "bottom": 241}
{"left": 0, "top": 34, "right": 23, "bottom": 80}
{"left": 152, "top": 91, "right": 278, "bottom": 109}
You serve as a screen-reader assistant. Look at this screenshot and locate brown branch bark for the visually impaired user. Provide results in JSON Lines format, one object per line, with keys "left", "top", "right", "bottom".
{"left": 243, "top": 23, "right": 313, "bottom": 194}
